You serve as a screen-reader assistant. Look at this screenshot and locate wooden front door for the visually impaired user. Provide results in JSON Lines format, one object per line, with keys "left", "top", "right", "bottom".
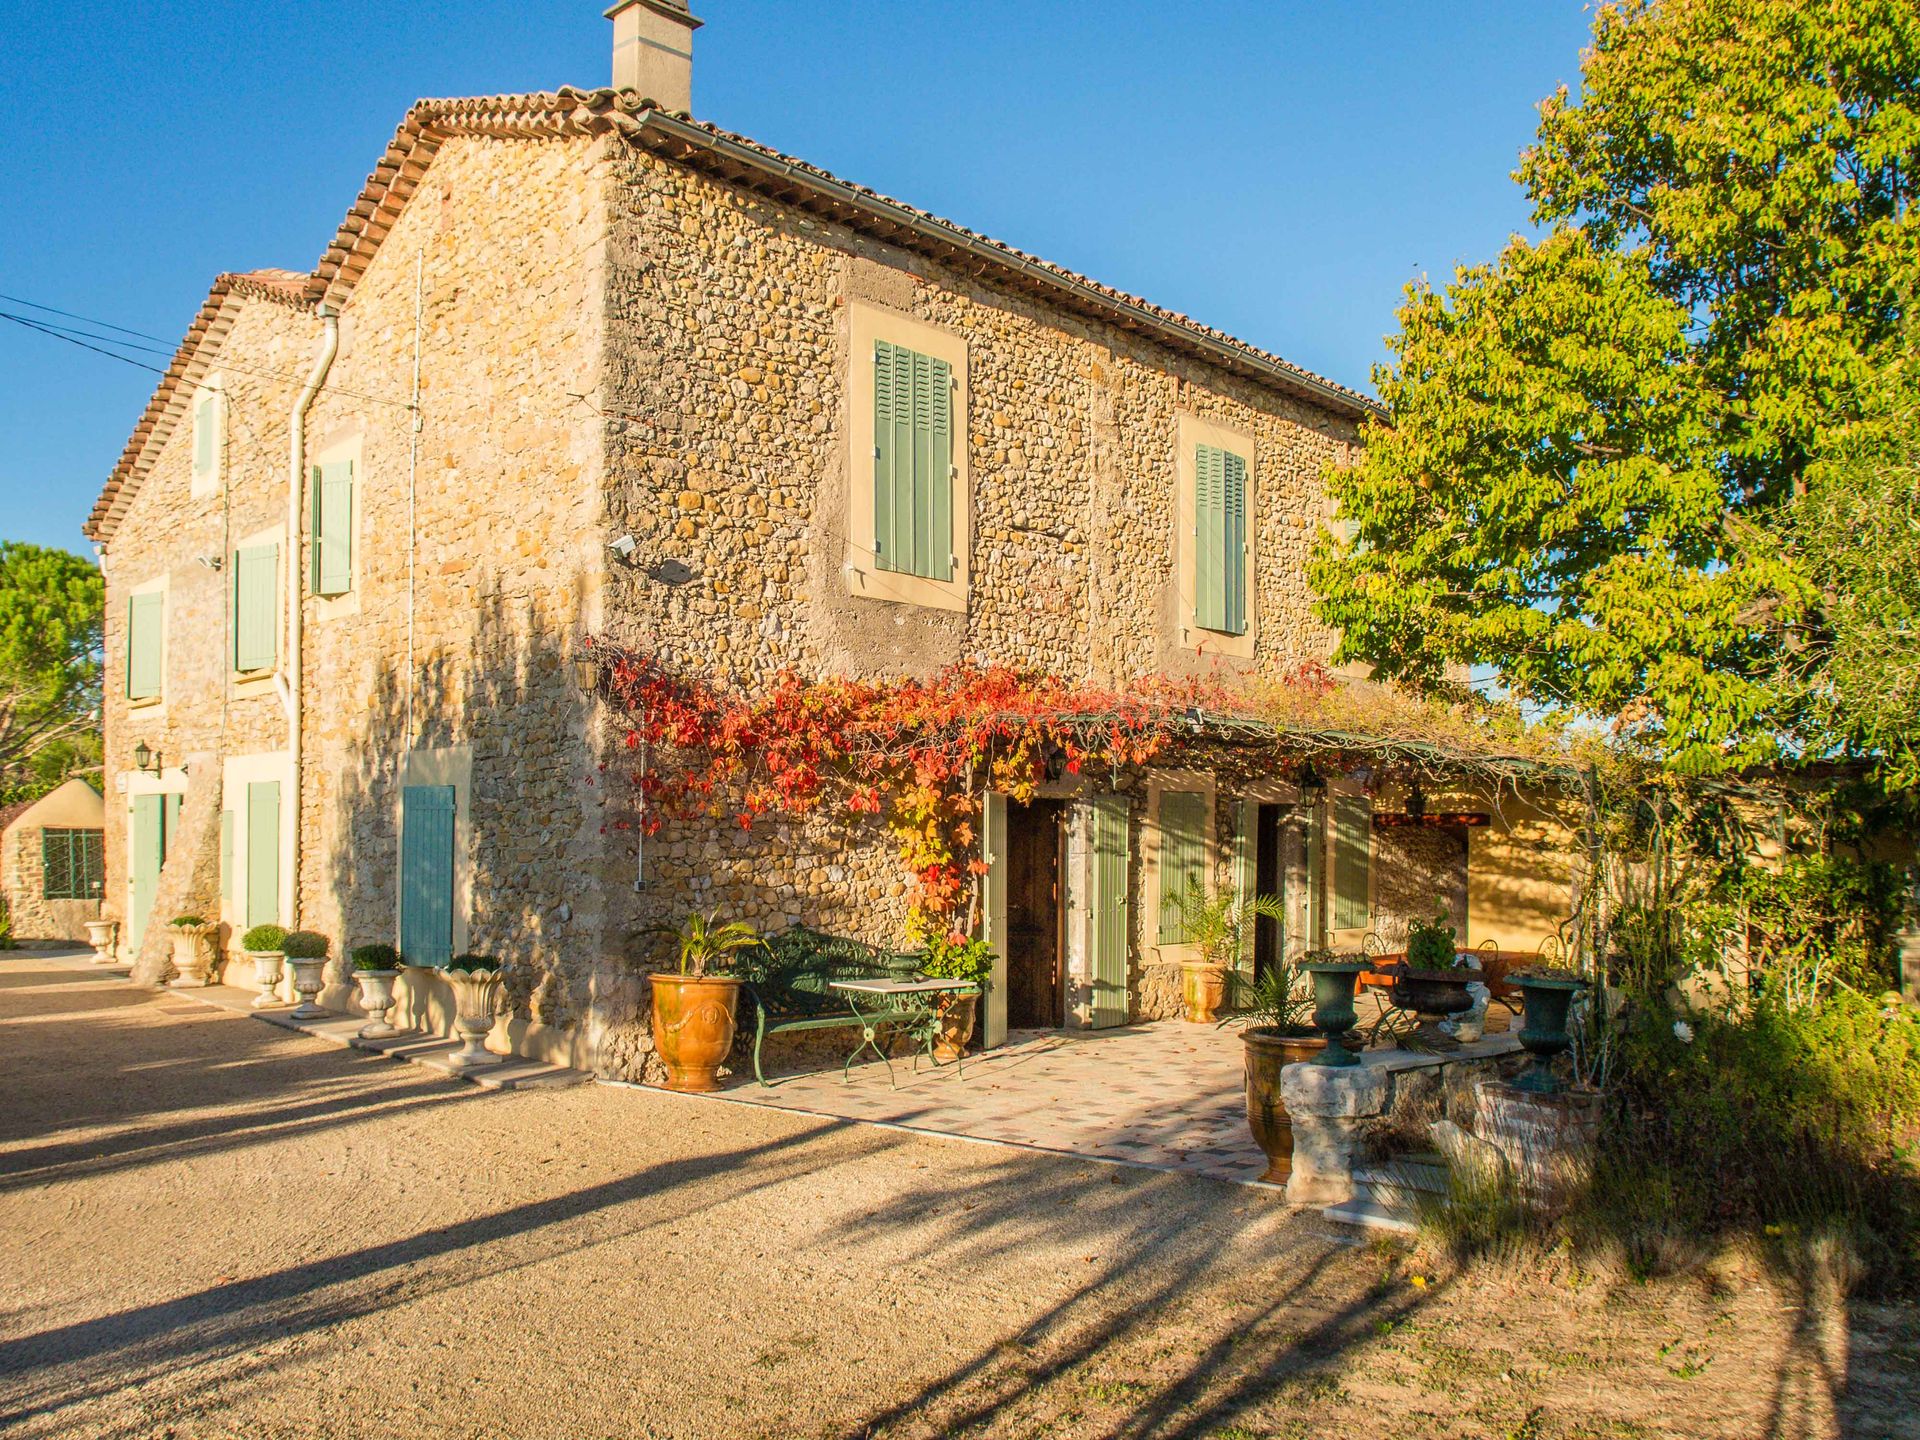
{"left": 1004, "top": 799, "right": 1064, "bottom": 1029}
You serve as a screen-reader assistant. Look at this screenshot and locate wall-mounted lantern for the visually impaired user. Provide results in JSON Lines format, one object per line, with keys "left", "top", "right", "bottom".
{"left": 132, "top": 740, "right": 160, "bottom": 774}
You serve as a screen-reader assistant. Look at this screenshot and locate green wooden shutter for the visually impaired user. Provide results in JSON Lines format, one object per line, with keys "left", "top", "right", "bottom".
{"left": 873, "top": 340, "right": 954, "bottom": 581}
{"left": 1222, "top": 449, "right": 1248, "bottom": 635}
{"left": 126, "top": 593, "right": 163, "bottom": 700}
{"left": 1232, "top": 799, "right": 1258, "bottom": 982}
{"left": 1195, "top": 444, "right": 1226, "bottom": 631}
{"left": 193, "top": 392, "right": 216, "bottom": 480}
{"left": 1089, "top": 792, "right": 1131, "bottom": 1029}
{"left": 312, "top": 460, "right": 354, "bottom": 596}
{"left": 233, "top": 543, "right": 278, "bottom": 672}
{"left": 1332, "top": 793, "right": 1372, "bottom": 932}
{"left": 245, "top": 781, "right": 280, "bottom": 929}
{"left": 1156, "top": 789, "right": 1209, "bottom": 944}
{"left": 130, "top": 795, "right": 163, "bottom": 951}
{"left": 220, "top": 809, "right": 235, "bottom": 903}
{"left": 401, "top": 784, "right": 456, "bottom": 968}
{"left": 1305, "top": 803, "right": 1325, "bottom": 948}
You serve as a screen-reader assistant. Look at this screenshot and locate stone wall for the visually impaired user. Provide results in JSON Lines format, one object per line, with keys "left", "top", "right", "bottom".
{"left": 2, "top": 826, "right": 101, "bottom": 942}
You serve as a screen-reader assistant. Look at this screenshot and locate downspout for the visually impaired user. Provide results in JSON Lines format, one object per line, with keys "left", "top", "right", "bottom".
{"left": 285, "top": 304, "right": 340, "bottom": 927}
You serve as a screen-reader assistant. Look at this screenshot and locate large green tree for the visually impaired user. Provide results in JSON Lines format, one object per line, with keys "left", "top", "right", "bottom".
{"left": 1312, "top": 0, "right": 1920, "bottom": 773}
{"left": 0, "top": 542, "right": 103, "bottom": 802}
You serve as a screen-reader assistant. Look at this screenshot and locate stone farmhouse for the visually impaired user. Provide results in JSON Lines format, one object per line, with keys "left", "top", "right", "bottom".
{"left": 85, "top": 2, "right": 1577, "bottom": 1079}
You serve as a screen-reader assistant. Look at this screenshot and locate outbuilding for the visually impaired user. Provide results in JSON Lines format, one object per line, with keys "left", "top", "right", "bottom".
{"left": 1, "top": 778, "right": 106, "bottom": 943}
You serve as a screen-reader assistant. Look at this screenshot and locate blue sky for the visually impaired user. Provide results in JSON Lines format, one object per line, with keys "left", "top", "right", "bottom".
{"left": 0, "top": 0, "right": 1592, "bottom": 555}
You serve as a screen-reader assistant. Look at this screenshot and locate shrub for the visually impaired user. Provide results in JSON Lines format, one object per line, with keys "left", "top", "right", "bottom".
{"left": 1405, "top": 910, "right": 1463, "bottom": 971}
{"left": 240, "top": 924, "right": 288, "bottom": 953}
{"left": 449, "top": 953, "right": 500, "bottom": 973}
{"left": 280, "top": 930, "right": 329, "bottom": 960}
{"left": 350, "top": 943, "right": 402, "bottom": 971}
{"left": 169, "top": 915, "right": 207, "bottom": 929}
{"left": 918, "top": 930, "right": 994, "bottom": 991}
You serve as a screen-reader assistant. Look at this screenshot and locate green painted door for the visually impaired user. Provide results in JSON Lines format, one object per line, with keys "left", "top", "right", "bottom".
{"left": 1088, "top": 792, "right": 1130, "bottom": 1029}
{"left": 400, "top": 785, "right": 456, "bottom": 968}
{"left": 129, "top": 794, "right": 164, "bottom": 952}
{"left": 245, "top": 781, "right": 280, "bottom": 929}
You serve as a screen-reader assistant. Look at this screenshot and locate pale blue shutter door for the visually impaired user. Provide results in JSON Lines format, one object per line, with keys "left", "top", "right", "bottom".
{"left": 130, "top": 795, "right": 163, "bottom": 951}
{"left": 126, "top": 593, "right": 163, "bottom": 700}
{"left": 1089, "top": 793, "right": 1131, "bottom": 1029}
{"left": 1222, "top": 450, "right": 1248, "bottom": 635}
{"left": 1195, "top": 445, "right": 1226, "bottom": 631}
{"left": 401, "top": 785, "right": 456, "bottom": 967}
{"left": 233, "top": 544, "right": 278, "bottom": 672}
{"left": 1156, "top": 790, "right": 1208, "bottom": 943}
{"left": 312, "top": 461, "right": 353, "bottom": 596}
{"left": 1332, "top": 794, "right": 1371, "bottom": 932}
{"left": 245, "top": 781, "right": 280, "bottom": 929}
{"left": 873, "top": 341, "right": 953, "bottom": 581}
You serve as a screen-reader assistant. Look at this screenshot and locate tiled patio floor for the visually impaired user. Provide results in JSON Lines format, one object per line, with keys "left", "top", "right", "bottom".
{"left": 701, "top": 999, "right": 1517, "bottom": 1190}
{"left": 706, "top": 1020, "right": 1283, "bottom": 1187}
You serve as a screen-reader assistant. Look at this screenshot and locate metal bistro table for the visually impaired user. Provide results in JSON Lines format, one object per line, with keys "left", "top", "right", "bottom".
{"left": 828, "top": 978, "right": 979, "bottom": 1087}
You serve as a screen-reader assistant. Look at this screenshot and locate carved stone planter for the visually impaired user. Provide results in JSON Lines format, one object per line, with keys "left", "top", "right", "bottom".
{"left": 354, "top": 968, "right": 401, "bottom": 1039}
{"left": 84, "top": 919, "right": 119, "bottom": 965}
{"left": 166, "top": 924, "right": 218, "bottom": 988}
{"left": 287, "top": 958, "right": 329, "bottom": 1020}
{"left": 246, "top": 950, "right": 286, "bottom": 1008}
{"left": 444, "top": 967, "right": 505, "bottom": 1069}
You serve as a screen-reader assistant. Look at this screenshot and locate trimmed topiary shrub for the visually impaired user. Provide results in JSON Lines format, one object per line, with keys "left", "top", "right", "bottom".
{"left": 449, "top": 953, "right": 500, "bottom": 972}
{"left": 240, "top": 924, "right": 288, "bottom": 953}
{"left": 350, "top": 943, "right": 402, "bottom": 971}
{"left": 281, "top": 930, "right": 329, "bottom": 960}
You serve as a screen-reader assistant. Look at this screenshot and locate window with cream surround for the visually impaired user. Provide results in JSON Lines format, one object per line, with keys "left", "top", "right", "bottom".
{"left": 844, "top": 301, "right": 969, "bottom": 612}
{"left": 1174, "top": 413, "right": 1258, "bottom": 658}
{"left": 125, "top": 578, "right": 166, "bottom": 707}
{"left": 190, "top": 376, "right": 224, "bottom": 499}
{"left": 231, "top": 530, "right": 280, "bottom": 676}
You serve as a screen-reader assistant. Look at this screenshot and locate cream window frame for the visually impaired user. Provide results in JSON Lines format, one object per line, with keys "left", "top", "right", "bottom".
{"left": 190, "top": 374, "right": 225, "bottom": 500}
{"left": 844, "top": 300, "right": 970, "bottom": 613}
{"left": 311, "top": 426, "right": 363, "bottom": 621}
{"left": 125, "top": 574, "right": 168, "bottom": 715}
{"left": 1174, "top": 412, "right": 1258, "bottom": 659}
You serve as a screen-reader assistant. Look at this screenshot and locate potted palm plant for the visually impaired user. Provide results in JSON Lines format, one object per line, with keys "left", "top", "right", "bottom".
{"left": 350, "top": 943, "right": 403, "bottom": 1039}
{"left": 165, "top": 915, "right": 217, "bottom": 988}
{"left": 240, "top": 923, "right": 288, "bottom": 1008}
{"left": 1228, "top": 962, "right": 1324, "bottom": 1182}
{"left": 646, "top": 912, "right": 764, "bottom": 1092}
{"left": 281, "top": 930, "right": 331, "bottom": 1020}
{"left": 918, "top": 929, "right": 994, "bottom": 1062}
{"left": 1169, "top": 878, "right": 1286, "bottom": 1024}
{"left": 443, "top": 954, "right": 504, "bottom": 1069}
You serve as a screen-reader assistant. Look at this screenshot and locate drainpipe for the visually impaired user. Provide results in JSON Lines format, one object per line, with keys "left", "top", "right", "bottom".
{"left": 285, "top": 304, "right": 340, "bottom": 927}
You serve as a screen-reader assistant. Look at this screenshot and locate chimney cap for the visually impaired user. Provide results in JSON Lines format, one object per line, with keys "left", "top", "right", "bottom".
{"left": 603, "top": 0, "right": 702, "bottom": 29}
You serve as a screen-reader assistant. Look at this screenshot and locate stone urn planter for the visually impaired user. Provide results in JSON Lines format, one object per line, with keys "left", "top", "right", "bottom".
{"left": 280, "top": 930, "right": 333, "bottom": 1022}
{"left": 1300, "top": 958, "right": 1369, "bottom": 1067}
{"left": 165, "top": 919, "right": 218, "bottom": 988}
{"left": 933, "top": 989, "right": 979, "bottom": 1063}
{"left": 1180, "top": 962, "right": 1230, "bottom": 1024}
{"left": 349, "top": 945, "right": 406, "bottom": 1039}
{"left": 1512, "top": 971, "right": 1589, "bottom": 1093}
{"left": 84, "top": 918, "right": 119, "bottom": 965}
{"left": 444, "top": 960, "right": 506, "bottom": 1070}
{"left": 245, "top": 949, "right": 286, "bottom": 1007}
{"left": 1387, "top": 966, "right": 1478, "bottom": 1050}
{"left": 648, "top": 972, "right": 742, "bottom": 1091}
{"left": 1241, "top": 1027, "right": 1328, "bottom": 1181}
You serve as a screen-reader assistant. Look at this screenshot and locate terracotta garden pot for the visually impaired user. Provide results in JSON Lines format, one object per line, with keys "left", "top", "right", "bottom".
{"left": 649, "top": 972, "right": 743, "bottom": 1092}
{"left": 1241, "top": 1027, "right": 1328, "bottom": 1182}
{"left": 1180, "top": 963, "right": 1229, "bottom": 1023}
{"left": 933, "top": 991, "right": 978, "bottom": 1063}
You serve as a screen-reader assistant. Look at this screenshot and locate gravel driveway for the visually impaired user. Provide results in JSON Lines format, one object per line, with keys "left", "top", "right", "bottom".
{"left": 1, "top": 954, "right": 1910, "bottom": 1440}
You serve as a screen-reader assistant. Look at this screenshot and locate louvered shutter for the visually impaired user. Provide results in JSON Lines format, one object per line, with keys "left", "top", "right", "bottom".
{"left": 1332, "top": 793, "right": 1371, "bottom": 932}
{"left": 873, "top": 340, "right": 954, "bottom": 581}
{"left": 400, "top": 785, "right": 456, "bottom": 967}
{"left": 1089, "top": 793, "right": 1131, "bottom": 1029}
{"left": 126, "top": 593, "right": 163, "bottom": 700}
{"left": 1156, "top": 789, "right": 1209, "bottom": 944}
{"left": 1222, "top": 449, "right": 1248, "bottom": 635}
{"left": 233, "top": 544, "right": 278, "bottom": 672}
{"left": 246, "top": 781, "right": 280, "bottom": 929}
{"left": 312, "top": 461, "right": 354, "bottom": 596}
{"left": 130, "top": 795, "right": 163, "bottom": 952}
{"left": 193, "top": 392, "right": 217, "bottom": 481}
{"left": 220, "top": 810, "right": 234, "bottom": 902}
{"left": 1195, "top": 445, "right": 1226, "bottom": 631}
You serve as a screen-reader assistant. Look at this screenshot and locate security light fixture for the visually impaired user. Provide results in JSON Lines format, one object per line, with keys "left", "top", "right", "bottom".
{"left": 196, "top": 554, "right": 224, "bottom": 572}
{"left": 608, "top": 534, "right": 638, "bottom": 562}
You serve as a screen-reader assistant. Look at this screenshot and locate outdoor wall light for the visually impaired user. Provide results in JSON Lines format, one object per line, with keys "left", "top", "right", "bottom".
{"left": 1297, "top": 762, "right": 1326, "bottom": 799}
{"left": 572, "top": 656, "right": 600, "bottom": 694}
{"left": 1406, "top": 783, "right": 1428, "bottom": 820}
{"left": 607, "top": 534, "right": 638, "bottom": 562}
{"left": 132, "top": 741, "right": 159, "bottom": 774}
{"left": 196, "top": 554, "right": 224, "bottom": 572}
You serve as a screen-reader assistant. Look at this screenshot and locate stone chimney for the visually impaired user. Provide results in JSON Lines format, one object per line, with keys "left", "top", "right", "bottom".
{"left": 606, "top": 0, "right": 701, "bottom": 112}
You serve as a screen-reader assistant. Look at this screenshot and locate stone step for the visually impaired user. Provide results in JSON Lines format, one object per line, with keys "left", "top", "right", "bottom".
{"left": 1353, "top": 1160, "right": 1449, "bottom": 1198}
{"left": 1323, "top": 1195, "right": 1420, "bottom": 1235}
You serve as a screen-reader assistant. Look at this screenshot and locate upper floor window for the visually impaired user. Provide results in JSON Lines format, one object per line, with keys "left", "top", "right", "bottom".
{"left": 845, "top": 302, "right": 969, "bottom": 613}
{"left": 310, "top": 459, "right": 355, "bottom": 597}
{"left": 1194, "top": 443, "right": 1249, "bottom": 635}
{"left": 190, "top": 377, "right": 224, "bottom": 498}
{"left": 232, "top": 541, "right": 279, "bottom": 674}
{"left": 125, "top": 587, "right": 165, "bottom": 704}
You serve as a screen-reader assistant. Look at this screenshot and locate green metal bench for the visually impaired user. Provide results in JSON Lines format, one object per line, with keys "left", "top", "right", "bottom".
{"left": 737, "top": 925, "right": 925, "bottom": 1086}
